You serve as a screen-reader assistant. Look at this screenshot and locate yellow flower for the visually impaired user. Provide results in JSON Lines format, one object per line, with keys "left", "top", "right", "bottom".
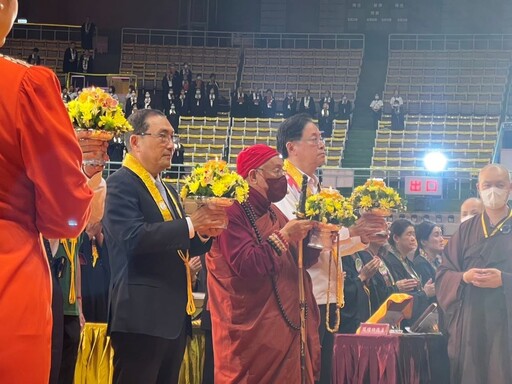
{"left": 379, "top": 199, "right": 391, "bottom": 210}
{"left": 188, "top": 180, "right": 201, "bottom": 194}
{"left": 360, "top": 195, "right": 373, "bottom": 209}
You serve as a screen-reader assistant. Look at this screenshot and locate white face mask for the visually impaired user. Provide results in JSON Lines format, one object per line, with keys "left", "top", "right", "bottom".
{"left": 479, "top": 187, "right": 510, "bottom": 209}
{"left": 460, "top": 214, "right": 475, "bottom": 223}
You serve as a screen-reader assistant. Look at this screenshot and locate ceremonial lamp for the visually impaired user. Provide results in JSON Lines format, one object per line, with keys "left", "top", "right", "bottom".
{"left": 296, "top": 176, "right": 308, "bottom": 384}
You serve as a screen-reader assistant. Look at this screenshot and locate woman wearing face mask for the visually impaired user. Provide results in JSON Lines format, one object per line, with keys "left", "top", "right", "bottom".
{"left": 414, "top": 221, "right": 444, "bottom": 286}
{"left": 383, "top": 219, "right": 435, "bottom": 325}
{"left": 206, "top": 144, "right": 322, "bottom": 383}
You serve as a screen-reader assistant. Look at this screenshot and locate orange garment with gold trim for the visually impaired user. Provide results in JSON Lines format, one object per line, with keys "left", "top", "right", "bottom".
{"left": 0, "top": 55, "right": 93, "bottom": 383}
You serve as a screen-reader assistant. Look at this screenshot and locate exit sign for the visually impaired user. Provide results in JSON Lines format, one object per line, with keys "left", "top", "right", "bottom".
{"left": 404, "top": 177, "right": 442, "bottom": 196}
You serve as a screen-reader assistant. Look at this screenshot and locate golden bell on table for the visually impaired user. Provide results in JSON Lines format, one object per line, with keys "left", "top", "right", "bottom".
{"left": 303, "top": 187, "right": 356, "bottom": 250}
{"left": 180, "top": 159, "right": 249, "bottom": 226}
{"left": 66, "top": 87, "right": 133, "bottom": 166}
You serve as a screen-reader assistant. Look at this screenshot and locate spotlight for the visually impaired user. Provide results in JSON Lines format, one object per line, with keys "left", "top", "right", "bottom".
{"left": 423, "top": 151, "right": 447, "bottom": 173}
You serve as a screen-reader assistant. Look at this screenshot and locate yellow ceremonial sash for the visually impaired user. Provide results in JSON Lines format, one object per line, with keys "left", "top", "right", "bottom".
{"left": 283, "top": 159, "right": 314, "bottom": 196}
{"left": 61, "top": 238, "right": 78, "bottom": 304}
{"left": 122, "top": 153, "right": 196, "bottom": 315}
{"left": 481, "top": 209, "right": 512, "bottom": 238}
{"left": 91, "top": 242, "right": 99, "bottom": 268}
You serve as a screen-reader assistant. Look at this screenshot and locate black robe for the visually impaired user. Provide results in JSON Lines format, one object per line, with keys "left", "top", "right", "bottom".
{"left": 247, "top": 93, "right": 262, "bottom": 118}
{"left": 79, "top": 233, "right": 110, "bottom": 323}
{"left": 191, "top": 96, "right": 206, "bottom": 117}
{"left": 437, "top": 212, "right": 512, "bottom": 384}
{"left": 231, "top": 92, "right": 248, "bottom": 118}
{"left": 338, "top": 100, "right": 352, "bottom": 121}
{"left": 357, "top": 250, "right": 398, "bottom": 315}
{"left": 177, "top": 96, "right": 190, "bottom": 116}
{"left": 382, "top": 248, "right": 431, "bottom": 326}
{"left": 318, "top": 110, "right": 334, "bottom": 137}
{"left": 282, "top": 97, "right": 297, "bottom": 118}
{"left": 319, "top": 97, "right": 336, "bottom": 113}
{"left": 205, "top": 98, "right": 219, "bottom": 118}
{"left": 339, "top": 255, "right": 371, "bottom": 334}
{"left": 206, "top": 82, "right": 220, "bottom": 99}
{"left": 413, "top": 253, "right": 438, "bottom": 286}
{"left": 80, "top": 22, "right": 96, "bottom": 50}
{"left": 63, "top": 48, "right": 78, "bottom": 73}
{"left": 299, "top": 96, "right": 316, "bottom": 117}
{"left": 261, "top": 97, "right": 276, "bottom": 118}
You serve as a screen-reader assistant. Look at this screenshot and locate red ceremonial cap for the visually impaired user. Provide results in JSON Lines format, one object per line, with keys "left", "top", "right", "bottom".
{"left": 236, "top": 144, "right": 280, "bottom": 179}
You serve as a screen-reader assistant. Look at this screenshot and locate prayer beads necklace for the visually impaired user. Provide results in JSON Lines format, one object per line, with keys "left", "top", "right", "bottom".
{"left": 241, "top": 201, "right": 306, "bottom": 331}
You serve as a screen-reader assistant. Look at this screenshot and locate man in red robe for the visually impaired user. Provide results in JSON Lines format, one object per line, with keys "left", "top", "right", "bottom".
{"left": 437, "top": 164, "right": 512, "bottom": 384}
{"left": 207, "top": 144, "right": 322, "bottom": 383}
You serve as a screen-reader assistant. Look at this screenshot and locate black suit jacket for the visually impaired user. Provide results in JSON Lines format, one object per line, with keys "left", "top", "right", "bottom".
{"left": 103, "top": 167, "right": 212, "bottom": 339}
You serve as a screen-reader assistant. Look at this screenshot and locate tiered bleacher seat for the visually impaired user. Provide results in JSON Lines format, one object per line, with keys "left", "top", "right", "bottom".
{"left": 120, "top": 44, "right": 239, "bottom": 94}
{"left": 179, "top": 117, "right": 230, "bottom": 164}
{"left": 384, "top": 50, "right": 511, "bottom": 115}
{"left": 1, "top": 38, "right": 72, "bottom": 81}
{"left": 371, "top": 116, "right": 498, "bottom": 177}
{"left": 228, "top": 118, "right": 281, "bottom": 163}
{"left": 325, "top": 120, "right": 349, "bottom": 167}
{"left": 241, "top": 48, "right": 363, "bottom": 103}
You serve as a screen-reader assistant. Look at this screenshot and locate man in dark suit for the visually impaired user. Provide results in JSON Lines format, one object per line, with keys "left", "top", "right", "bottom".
{"left": 103, "top": 109, "right": 228, "bottom": 384}
{"left": 298, "top": 89, "right": 316, "bottom": 117}
{"left": 63, "top": 42, "right": 78, "bottom": 73}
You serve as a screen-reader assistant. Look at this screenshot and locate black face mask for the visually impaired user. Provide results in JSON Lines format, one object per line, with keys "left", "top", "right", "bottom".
{"left": 266, "top": 175, "right": 288, "bottom": 203}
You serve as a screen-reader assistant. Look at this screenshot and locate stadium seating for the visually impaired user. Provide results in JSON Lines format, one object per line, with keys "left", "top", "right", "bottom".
{"left": 384, "top": 50, "right": 511, "bottom": 115}
{"left": 241, "top": 48, "right": 363, "bottom": 103}
{"left": 1, "top": 38, "right": 71, "bottom": 80}
{"left": 179, "top": 117, "right": 230, "bottom": 164}
{"left": 120, "top": 44, "right": 239, "bottom": 93}
{"left": 371, "top": 116, "right": 498, "bottom": 177}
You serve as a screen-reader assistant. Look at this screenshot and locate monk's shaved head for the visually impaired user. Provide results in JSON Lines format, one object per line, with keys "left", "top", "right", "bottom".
{"left": 460, "top": 198, "right": 483, "bottom": 222}
{"left": 478, "top": 164, "right": 510, "bottom": 184}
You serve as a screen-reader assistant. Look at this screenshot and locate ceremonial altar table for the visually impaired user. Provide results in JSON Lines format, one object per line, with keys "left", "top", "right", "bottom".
{"left": 332, "top": 333, "right": 450, "bottom": 384}
{"left": 74, "top": 322, "right": 205, "bottom": 384}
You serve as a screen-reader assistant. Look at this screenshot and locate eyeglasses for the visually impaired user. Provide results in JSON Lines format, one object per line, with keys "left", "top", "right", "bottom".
{"left": 256, "top": 167, "right": 286, "bottom": 177}
{"left": 138, "top": 132, "right": 176, "bottom": 144}
{"left": 302, "top": 136, "right": 325, "bottom": 146}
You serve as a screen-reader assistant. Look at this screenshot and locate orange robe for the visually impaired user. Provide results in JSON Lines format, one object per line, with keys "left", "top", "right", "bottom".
{"left": 207, "top": 189, "right": 321, "bottom": 383}
{"left": 0, "top": 55, "right": 93, "bottom": 383}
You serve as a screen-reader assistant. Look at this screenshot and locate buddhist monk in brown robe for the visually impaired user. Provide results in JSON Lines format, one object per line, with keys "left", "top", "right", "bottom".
{"left": 437, "top": 164, "right": 512, "bottom": 384}
{"left": 207, "top": 144, "right": 321, "bottom": 383}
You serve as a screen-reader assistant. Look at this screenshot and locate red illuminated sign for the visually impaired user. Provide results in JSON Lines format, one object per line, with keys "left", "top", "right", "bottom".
{"left": 404, "top": 177, "right": 442, "bottom": 196}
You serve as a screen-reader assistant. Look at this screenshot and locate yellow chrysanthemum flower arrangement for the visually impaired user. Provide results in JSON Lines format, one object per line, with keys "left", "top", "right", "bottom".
{"left": 180, "top": 159, "right": 249, "bottom": 204}
{"left": 349, "top": 178, "right": 405, "bottom": 216}
{"left": 305, "top": 187, "right": 356, "bottom": 228}
{"left": 67, "top": 87, "right": 132, "bottom": 135}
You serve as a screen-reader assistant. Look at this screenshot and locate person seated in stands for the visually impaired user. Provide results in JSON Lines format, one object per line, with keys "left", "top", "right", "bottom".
{"left": 318, "top": 102, "right": 333, "bottom": 137}
{"left": 390, "top": 88, "right": 403, "bottom": 108}
{"left": 261, "top": 89, "right": 276, "bottom": 118}
{"left": 170, "top": 134, "right": 185, "bottom": 180}
{"left": 231, "top": 86, "right": 248, "bottom": 118}
{"left": 320, "top": 90, "right": 335, "bottom": 113}
{"left": 27, "top": 47, "right": 41, "bottom": 65}
{"left": 181, "top": 79, "right": 190, "bottom": 95}
{"left": 143, "top": 91, "right": 152, "bottom": 109}
{"left": 282, "top": 91, "right": 297, "bottom": 118}
{"left": 192, "top": 74, "right": 205, "bottom": 97}
{"left": 167, "top": 94, "right": 180, "bottom": 132}
{"left": 206, "top": 87, "right": 219, "bottom": 117}
{"left": 191, "top": 88, "right": 206, "bottom": 117}
{"left": 177, "top": 88, "right": 191, "bottom": 116}
{"left": 68, "top": 85, "right": 78, "bottom": 100}
{"left": 338, "top": 94, "right": 352, "bottom": 123}
{"left": 391, "top": 99, "right": 404, "bottom": 130}
{"left": 61, "top": 87, "right": 71, "bottom": 104}
{"left": 63, "top": 42, "right": 78, "bottom": 73}
{"left": 109, "top": 85, "right": 119, "bottom": 101}
{"left": 180, "top": 62, "right": 192, "bottom": 84}
{"left": 298, "top": 89, "right": 316, "bottom": 117}
{"left": 207, "top": 73, "right": 220, "bottom": 99}
{"left": 370, "top": 93, "right": 383, "bottom": 130}
{"left": 79, "top": 50, "right": 94, "bottom": 74}
{"left": 162, "top": 68, "right": 178, "bottom": 108}
{"left": 248, "top": 89, "right": 262, "bottom": 118}
{"left": 124, "top": 89, "right": 138, "bottom": 117}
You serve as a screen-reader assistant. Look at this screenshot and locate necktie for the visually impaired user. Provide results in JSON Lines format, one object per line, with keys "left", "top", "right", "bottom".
{"left": 155, "top": 178, "right": 171, "bottom": 209}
